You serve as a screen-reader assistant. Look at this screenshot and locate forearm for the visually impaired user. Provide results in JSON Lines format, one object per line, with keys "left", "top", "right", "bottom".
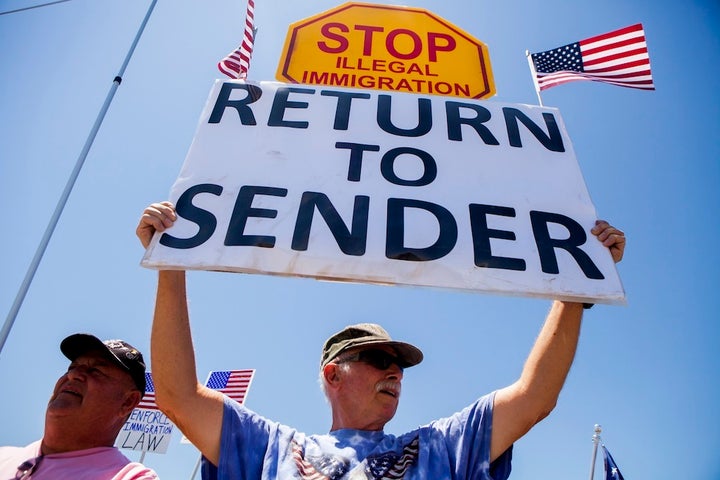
{"left": 519, "top": 300, "right": 583, "bottom": 412}
{"left": 151, "top": 270, "right": 200, "bottom": 407}
{"left": 150, "top": 270, "right": 224, "bottom": 464}
{"left": 491, "top": 300, "right": 583, "bottom": 461}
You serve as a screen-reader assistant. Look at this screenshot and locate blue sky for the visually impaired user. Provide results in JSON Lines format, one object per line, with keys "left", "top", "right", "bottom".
{"left": 1, "top": 1, "right": 718, "bottom": 479}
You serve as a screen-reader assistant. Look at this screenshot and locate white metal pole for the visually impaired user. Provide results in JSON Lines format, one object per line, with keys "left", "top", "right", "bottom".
{"left": 0, "top": 0, "right": 72, "bottom": 16}
{"left": 526, "top": 50, "right": 544, "bottom": 106}
{"left": 0, "top": 0, "right": 158, "bottom": 356}
{"left": 589, "top": 424, "right": 602, "bottom": 480}
{"left": 189, "top": 454, "right": 202, "bottom": 480}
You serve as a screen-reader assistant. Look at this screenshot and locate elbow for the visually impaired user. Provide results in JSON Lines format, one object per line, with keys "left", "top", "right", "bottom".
{"left": 534, "top": 400, "right": 556, "bottom": 424}
{"left": 154, "top": 382, "right": 201, "bottom": 422}
{"left": 514, "top": 401, "right": 556, "bottom": 442}
{"left": 519, "top": 392, "right": 560, "bottom": 431}
{"left": 530, "top": 390, "right": 560, "bottom": 425}
{"left": 154, "top": 389, "right": 173, "bottom": 412}
{"left": 154, "top": 389, "right": 181, "bottom": 422}
{"left": 522, "top": 386, "right": 559, "bottom": 428}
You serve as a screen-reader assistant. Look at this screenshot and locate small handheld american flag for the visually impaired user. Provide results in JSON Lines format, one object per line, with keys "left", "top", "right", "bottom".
{"left": 137, "top": 372, "right": 159, "bottom": 410}
{"left": 205, "top": 369, "right": 255, "bottom": 404}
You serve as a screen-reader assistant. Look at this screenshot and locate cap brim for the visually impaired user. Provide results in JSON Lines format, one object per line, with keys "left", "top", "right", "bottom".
{"left": 345, "top": 339, "right": 424, "bottom": 368}
{"left": 60, "top": 333, "right": 108, "bottom": 361}
{"left": 60, "top": 333, "right": 133, "bottom": 376}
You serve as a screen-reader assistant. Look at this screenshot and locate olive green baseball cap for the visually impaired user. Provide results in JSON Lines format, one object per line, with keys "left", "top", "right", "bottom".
{"left": 321, "top": 323, "right": 423, "bottom": 369}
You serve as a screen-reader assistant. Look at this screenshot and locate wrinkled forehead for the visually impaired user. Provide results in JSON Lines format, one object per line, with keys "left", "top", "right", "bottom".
{"left": 68, "top": 349, "right": 129, "bottom": 375}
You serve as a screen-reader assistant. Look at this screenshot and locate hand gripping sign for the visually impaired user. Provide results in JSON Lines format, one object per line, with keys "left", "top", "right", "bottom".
{"left": 142, "top": 80, "right": 624, "bottom": 305}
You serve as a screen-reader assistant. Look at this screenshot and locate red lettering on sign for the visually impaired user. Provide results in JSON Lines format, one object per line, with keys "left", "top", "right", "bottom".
{"left": 386, "top": 29, "right": 422, "bottom": 60}
{"left": 317, "top": 24, "right": 460, "bottom": 62}
{"left": 354, "top": 24, "right": 384, "bottom": 55}
{"left": 318, "top": 22, "right": 350, "bottom": 53}
{"left": 427, "top": 32, "right": 456, "bottom": 61}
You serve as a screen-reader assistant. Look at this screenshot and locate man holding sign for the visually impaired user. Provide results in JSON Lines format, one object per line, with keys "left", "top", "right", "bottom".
{"left": 137, "top": 201, "right": 624, "bottom": 479}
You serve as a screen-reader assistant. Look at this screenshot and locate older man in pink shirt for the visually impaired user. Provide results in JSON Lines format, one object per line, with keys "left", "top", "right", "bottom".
{"left": 0, "top": 334, "right": 158, "bottom": 479}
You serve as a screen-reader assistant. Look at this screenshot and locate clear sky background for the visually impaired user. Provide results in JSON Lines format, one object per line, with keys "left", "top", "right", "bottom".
{"left": 1, "top": 1, "right": 718, "bottom": 479}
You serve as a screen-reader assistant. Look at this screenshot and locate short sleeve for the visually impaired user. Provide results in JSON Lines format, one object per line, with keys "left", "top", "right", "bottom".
{"left": 424, "top": 392, "right": 512, "bottom": 480}
{"left": 201, "top": 396, "right": 273, "bottom": 480}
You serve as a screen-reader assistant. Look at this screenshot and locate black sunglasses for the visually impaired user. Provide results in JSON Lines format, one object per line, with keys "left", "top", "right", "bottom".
{"left": 336, "top": 349, "right": 406, "bottom": 371}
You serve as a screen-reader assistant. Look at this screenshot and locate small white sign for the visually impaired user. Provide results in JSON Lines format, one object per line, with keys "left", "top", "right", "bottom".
{"left": 143, "top": 80, "right": 624, "bottom": 304}
{"left": 116, "top": 408, "right": 175, "bottom": 454}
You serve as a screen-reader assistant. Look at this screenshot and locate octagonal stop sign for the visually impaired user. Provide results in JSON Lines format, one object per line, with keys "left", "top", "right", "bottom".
{"left": 276, "top": 2, "right": 495, "bottom": 99}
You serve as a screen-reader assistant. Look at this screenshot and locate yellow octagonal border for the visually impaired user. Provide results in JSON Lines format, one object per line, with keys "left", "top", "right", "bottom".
{"left": 276, "top": 2, "right": 496, "bottom": 99}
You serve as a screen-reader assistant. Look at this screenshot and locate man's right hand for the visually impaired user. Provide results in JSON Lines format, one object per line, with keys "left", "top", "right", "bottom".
{"left": 136, "top": 201, "right": 177, "bottom": 249}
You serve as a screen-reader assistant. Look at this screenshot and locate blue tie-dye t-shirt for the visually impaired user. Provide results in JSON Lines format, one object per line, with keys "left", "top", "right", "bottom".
{"left": 202, "top": 391, "right": 512, "bottom": 480}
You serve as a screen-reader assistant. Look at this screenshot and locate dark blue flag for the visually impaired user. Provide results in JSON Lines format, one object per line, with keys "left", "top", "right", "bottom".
{"left": 602, "top": 445, "right": 625, "bottom": 480}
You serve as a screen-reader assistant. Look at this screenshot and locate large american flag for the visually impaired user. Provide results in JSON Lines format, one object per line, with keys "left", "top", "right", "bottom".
{"left": 205, "top": 369, "right": 255, "bottom": 404}
{"left": 530, "top": 24, "right": 654, "bottom": 91}
{"left": 137, "top": 372, "right": 158, "bottom": 410}
{"left": 218, "top": 0, "right": 256, "bottom": 79}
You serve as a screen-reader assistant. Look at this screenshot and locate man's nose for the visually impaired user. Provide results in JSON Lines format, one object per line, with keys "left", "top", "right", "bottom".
{"left": 385, "top": 363, "right": 404, "bottom": 380}
{"left": 66, "top": 366, "right": 88, "bottom": 381}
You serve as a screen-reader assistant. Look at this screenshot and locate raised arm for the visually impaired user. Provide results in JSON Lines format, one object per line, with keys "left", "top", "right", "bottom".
{"left": 137, "top": 202, "right": 225, "bottom": 465}
{"left": 489, "top": 220, "right": 625, "bottom": 461}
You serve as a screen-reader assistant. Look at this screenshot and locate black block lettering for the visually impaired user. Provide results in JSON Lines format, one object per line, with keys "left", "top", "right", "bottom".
{"left": 268, "top": 87, "right": 315, "bottom": 129}
{"left": 386, "top": 198, "right": 457, "bottom": 261}
{"left": 292, "top": 193, "right": 369, "bottom": 256}
{"left": 377, "top": 94, "right": 432, "bottom": 137}
{"left": 469, "top": 204, "right": 526, "bottom": 271}
{"left": 530, "top": 211, "right": 604, "bottom": 279}
{"left": 445, "top": 101, "right": 500, "bottom": 145}
{"left": 321, "top": 90, "right": 372, "bottom": 130}
{"left": 503, "top": 108, "right": 565, "bottom": 152}
{"left": 160, "top": 183, "right": 223, "bottom": 249}
{"left": 208, "top": 83, "right": 262, "bottom": 125}
{"left": 335, "top": 142, "right": 381, "bottom": 182}
{"left": 224, "top": 186, "right": 288, "bottom": 248}
{"left": 381, "top": 147, "right": 437, "bottom": 187}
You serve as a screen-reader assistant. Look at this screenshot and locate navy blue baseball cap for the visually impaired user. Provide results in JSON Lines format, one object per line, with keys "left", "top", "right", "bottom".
{"left": 60, "top": 333, "right": 147, "bottom": 393}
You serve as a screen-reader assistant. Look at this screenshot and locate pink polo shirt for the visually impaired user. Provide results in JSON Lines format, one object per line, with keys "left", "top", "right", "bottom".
{"left": 0, "top": 440, "right": 158, "bottom": 479}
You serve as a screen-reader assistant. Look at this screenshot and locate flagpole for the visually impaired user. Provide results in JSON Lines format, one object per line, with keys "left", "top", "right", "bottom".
{"left": 525, "top": 50, "right": 544, "bottom": 106}
{"left": 189, "top": 454, "right": 201, "bottom": 480}
{"left": 589, "top": 424, "right": 602, "bottom": 480}
{"left": 0, "top": 0, "right": 72, "bottom": 16}
{"left": 0, "top": 0, "right": 158, "bottom": 356}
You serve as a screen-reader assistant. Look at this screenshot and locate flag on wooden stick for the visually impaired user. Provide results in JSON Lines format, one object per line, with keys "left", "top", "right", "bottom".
{"left": 529, "top": 23, "right": 654, "bottom": 91}
{"left": 218, "top": 0, "right": 256, "bottom": 79}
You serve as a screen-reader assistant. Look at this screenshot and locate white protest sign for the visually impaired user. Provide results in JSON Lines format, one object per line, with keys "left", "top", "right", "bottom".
{"left": 116, "top": 408, "right": 175, "bottom": 454}
{"left": 143, "top": 80, "right": 624, "bottom": 304}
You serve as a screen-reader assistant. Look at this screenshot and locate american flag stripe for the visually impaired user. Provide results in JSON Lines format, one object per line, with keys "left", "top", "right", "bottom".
{"left": 205, "top": 369, "right": 255, "bottom": 404}
{"left": 382, "top": 437, "right": 419, "bottom": 479}
{"left": 218, "top": 0, "right": 255, "bottom": 79}
{"left": 137, "top": 372, "right": 159, "bottom": 410}
{"left": 292, "top": 441, "right": 330, "bottom": 480}
{"left": 531, "top": 23, "right": 654, "bottom": 91}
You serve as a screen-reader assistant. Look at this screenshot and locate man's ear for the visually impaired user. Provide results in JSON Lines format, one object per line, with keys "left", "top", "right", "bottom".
{"left": 323, "top": 363, "right": 342, "bottom": 388}
{"left": 119, "top": 390, "right": 142, "bottom": 417}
